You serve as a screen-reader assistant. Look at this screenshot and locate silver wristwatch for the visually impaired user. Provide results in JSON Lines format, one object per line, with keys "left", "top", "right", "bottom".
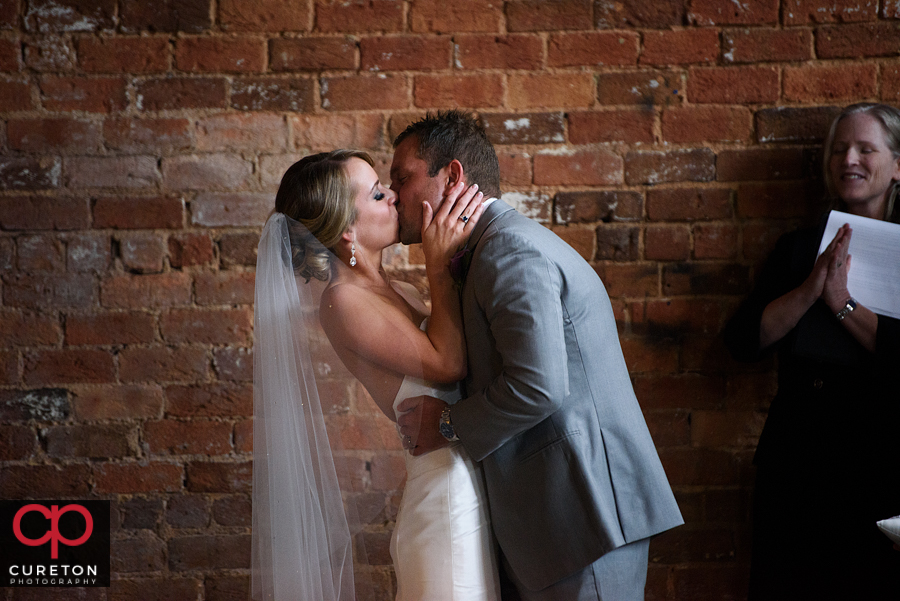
{"left": 439, "top": 406, "right": 459, "bottom": 442}
{"left": 835, "top": 297, "right": 857, "bottom": 321}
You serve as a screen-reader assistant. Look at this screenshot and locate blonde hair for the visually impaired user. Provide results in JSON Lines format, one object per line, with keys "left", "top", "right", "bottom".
{"left": 274, "top": 149, "right": 374, "bottom": 281}
{"left": 822, "top": 102, "right": 900, "bottom": 223}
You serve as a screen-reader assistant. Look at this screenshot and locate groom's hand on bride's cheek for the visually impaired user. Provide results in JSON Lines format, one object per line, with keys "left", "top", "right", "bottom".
{"left": 396, "top": 395, "right": 450, "bottom": 456}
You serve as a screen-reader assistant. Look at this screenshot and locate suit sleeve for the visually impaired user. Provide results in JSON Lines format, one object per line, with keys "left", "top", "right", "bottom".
{"left": 451, "top": 232, "right": 570, "bottom": 462}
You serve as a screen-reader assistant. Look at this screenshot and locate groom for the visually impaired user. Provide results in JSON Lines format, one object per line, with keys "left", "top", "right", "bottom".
{"left": 393, "top": 111, "right": 683, "bottom": 601}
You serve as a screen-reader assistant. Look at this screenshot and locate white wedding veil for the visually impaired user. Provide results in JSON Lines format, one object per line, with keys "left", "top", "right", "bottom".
{"left": 251, "top": 212, "right": 374, "bottom": 601}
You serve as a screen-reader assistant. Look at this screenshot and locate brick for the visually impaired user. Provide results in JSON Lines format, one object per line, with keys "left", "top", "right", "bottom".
{"left": 136, "top": 77, "right": 227, "bottom": 110}
{"left": 502, "top": 191, "right": 552, "bottom": 223}
{"left": 217, "top": 233, "right": 257, "bottom": 268}
{"left": 65, "top": 156, "right": 160, "bottom": 189}
{"left": 166, "top": 383, "right": 252, "bottom": 417}
{"left": 204, "top": 114, "right": 287, "bottom": 153}
{"left": 4, "top": 273, "right": 96, "bottom": 309}
{"left": 568, "top": 109, "right": 655, "bottom": 144}
{"left": 509, "top": 73, "right": 594, "bottom": 108}
{"left": 0, "top": 424, "right": 37, "bottom": 460}
{"left": 120, "top": 346, "right": 209, "bottom": 383}
{"left": 166, "top": 494, "right": 210, "bottom": 528}
{"left": 175, "top": 36, "right": 265, "bottom": 72}
{"left": 692, "top": 410, "right": 766, "bottom": 448}
{"left": 0, "top": 80, "right": 35, "bottom": 111}
{"left": 498, "top": 151, "right": 532, "bottom": 186}
{"left": 66, "top": 312, "right": 155, "bottom": 346}
{"left": 688, "top": 0, "right": 778, "bottom": 25}
{"left": 411, "top": 0, "right": 500, "bottom": 32}
{"left": 741, "top": 220, "right": 797, "bottom": 261}
{"left": 717, "top": 148, "right": 806, "bottom": 182}
{"left": 322, "top": 74, "right": 408, "bottom": 110}
{"left": 551, "top": 226, "right": 595, "bottom": 261}
{"left": 118, "top": 497, "right": 163, "bottom": 530}
{"left": 194, "top": 271, "right": 255, "bottom": 306}
{"left": 1, "top": 464, "right": 91, "bottom": 497}
{"left": 212, "top": 495, "right": 251, "bottom": 526}
{"left": 314, "top": 0, "right": 404, "bottom": 33}
{"left": 0, "top": 2, "right": 15, "bottom": 27}
{"left": 93, "top": 196, "right": 184, "bottom": 229}
{"left": 597, "top": 70, "right": 682, "bottom": 106}
{"left": 650, "top": 528, "right": 737, "bottom": 563}
{"left": 645, "top": 226, "right": 690, "bottom": 261}
{"left": 783, "top": 0, "right": 877, "bottom": 24}
{"left": 640, "top": 28, "right": 719, "bottom": 65}
{"left": 119, "top": 232, "right": 166, "bottom": 273}
{"left": 230, "top": 76, "right": 314, "bottom": 112}
{"left": 722, "top": 27, "right": 812, "bottom": 63}
{"left": 688, "top": 66, "right": 779, "bottom": 104}
{"left": 44, "top": 423, "right": 138, "bottom": 458}
{"left": 370, "top": 452, "right": 406, "bottom": 490}
{"left": 736, "top": 182, "right": 813, "bottom": 219}
{"left": 161, "top": 308, "right": 252, "bottom": 344}
{"left": 454, "top": 34, "right": 543, "bottom": 70}
{"left": 725, "top": 372, "right": 777, "bottom": 410}
{"left": 94, "top": 461, "right": 184, "bottom": 493}
{"left": 24, "top": 348, "right": 115, "bottom": 385}
{"left": 636, "top": 297, "right": 724, "bottom": 337}
{"left": 663, "top": 263, "right": 750, "bottom": 296}
{"left": 817, "top": 22, "right": 900, "bottom": 58}
{"left": 40, "top": 76, "right": 127, "bottom": 112}
{"left": 162, "top": 154, "right": 254, "bottom": 191}
{"left": 783, "top": 63, "right": 877, "bottom": 102}
{"left": 506, "top": 0, "right": 592, "bottom": 32}
{"left": 205, "top": 575, "right": 250, "bottom": 601}
{"left": 595, "top": 0, "right": 684, "bottom": 28}
{"left": 594, "top": 263, "right": 659, "bottom": 298}
{"left": 24, "top": 0, "right": 116, "bottom": 32}
{"left": 16, "top": 234, "right": 65, "bottom": 272}
{"left": 191, "top": 192, "right": 274, "bottom": 227}
{"left": 620, "top": 336, "right": 679, "bottom": 373}
{"left": 186, "top": 461, "right": 252, "bottom": 493}
{"left": 120, "top": 0, "right": 212, "bottom": 33}
{"left": 213, "top": 347, "right": 252, "bottom": 382}
{"left": 101, "top": 272, "right": 192, "bottom": 309}
{"left": 672, "top": 565, "right": 750, "bottom": 600}
{"left": 169, "top": 233, "right": 214, "bottom": 268}
{"left": 414, "top": 74, "right": 503, "bottom": 108}
{"left": 108, "top": 578, "right": 202, "bottom": 601}
{"left": 884, "top": 65, "right": 900, "bottom": 102}
{"left": 269, "top": 37, "right": 355, "bottom": 71}
{"left": 8, "top": 118, "right": 102, "bottom": 152}
{"left": 145, "top": 419, "right": 233, "bottom": 455}
{"left": 361, "top": 36, "right": 450, "bottom": 71}
{"left": 219, "top": 0, "right": 309, "bottom": 32}
{"left": 693, "top": 224, "right": 738, "bottom": 259}
{"left": 77, "top": 36, "right": 169, "bottom": 72}
{"left": 659, "top": 448, "right": 744, "bottom": 486}
{"left": 112, "top": 533, "right": 166, "bottom": 573}
{"left": 291, "top": 113, "right": 384, "bottom": 151}
{"left": 643, "top": 410, "right": 691, "bottom": 447}
{"left": 67, "top": 233, "right": 112, "bottom": 273}
{"left": 556, "top": 190, "right": 642, "bottom": 224}
{"left": 103, "top": 117, "right": 193, "bottom": 152}
{"left": 662, "top": 106, "right": 752, "bottom": 143}
{"left": 482, "top": 112, "right": 564, "bottom": 145}
{"left": 549, "top": 31, "right": 639, "bottom": 67}
{"left": 0, "top": 38, "right": 19, "bottom": 71}
{"left": 625, "top": 149, "right": 716, "bottom": 185}
{"left": 756, "top": 105, "right": 842, "bottom": 143}
{"left": 0, "top": 352, "right": 18, "bottom": 385}
{"left": 0, "top": 157, "right": 61, "bottom": 189}
{"left": 169, "top": 534, "right": 251, "bottom": 570}
{"left": 0, "top": 196, "right": 88, "bottom": 230}
{"left": 234, "top": 419, "right": 252, "bottom": 453}
{"left": 23, "top": 36, "right": 76, "bottom": 71}
{"left": 595, "top": 225, "right": 639, "bottom": 261}
{"left": 534, "top": 148, "right": 623, "bottom": 186}
{"left": 72, "top": 385, "right": 165, "bottom": 420}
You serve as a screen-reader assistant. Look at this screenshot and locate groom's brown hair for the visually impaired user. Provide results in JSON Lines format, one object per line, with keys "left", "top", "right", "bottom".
{"left": 394, "top": 110, "right": 501, "bottom": 199}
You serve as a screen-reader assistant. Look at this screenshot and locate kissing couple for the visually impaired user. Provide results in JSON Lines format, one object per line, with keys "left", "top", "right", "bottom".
{"left": 251, "top": 111, "right": 683, "bottom": 601}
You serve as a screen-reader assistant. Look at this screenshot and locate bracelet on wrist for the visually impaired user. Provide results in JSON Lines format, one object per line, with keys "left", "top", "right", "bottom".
{"left": 835, "top": 297, "right": 857, "bottom": 321}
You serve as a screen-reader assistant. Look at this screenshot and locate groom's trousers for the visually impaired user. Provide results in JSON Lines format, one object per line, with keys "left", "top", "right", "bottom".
{"left": 502, "top": 538, "right": 651, "bottom": 601}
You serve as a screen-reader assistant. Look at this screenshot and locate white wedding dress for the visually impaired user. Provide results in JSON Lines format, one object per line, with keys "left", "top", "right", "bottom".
{"left": 389, "top": 324, "right": 500, "bottom": 601}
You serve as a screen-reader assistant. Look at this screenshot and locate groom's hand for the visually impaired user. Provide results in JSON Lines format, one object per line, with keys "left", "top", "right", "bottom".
{"left": 396, "top": 395, "right": 450, "bottom": 456}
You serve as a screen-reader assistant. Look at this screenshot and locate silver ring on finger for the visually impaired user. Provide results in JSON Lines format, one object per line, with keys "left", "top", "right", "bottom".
{"left": 403, "top": 435, "right": 412, "bottom": 448}
{"left": 459, "top": 214, "right": 469, "bottom": 224}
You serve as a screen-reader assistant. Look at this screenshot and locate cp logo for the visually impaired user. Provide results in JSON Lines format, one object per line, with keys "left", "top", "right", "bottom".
{"left": 13, "top": 504, "right": 94, "bottom": 559}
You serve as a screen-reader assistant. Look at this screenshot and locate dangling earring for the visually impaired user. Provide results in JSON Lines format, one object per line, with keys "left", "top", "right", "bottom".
{"left": 350, "top": 241, "right": 357, "bottom": 267}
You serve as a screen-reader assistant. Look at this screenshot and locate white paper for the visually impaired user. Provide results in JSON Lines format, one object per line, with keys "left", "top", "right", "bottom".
{"left": 817, "top": 211, "right": 900, "bottom": 319}
{"left": 876, "top": 515, "right": 900, "bottom": 545}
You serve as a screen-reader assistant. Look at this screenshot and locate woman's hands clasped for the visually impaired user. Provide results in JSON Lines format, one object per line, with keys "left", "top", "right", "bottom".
{"left": 421, "top": 181, "right": 485, "bottom": 276}
{"left": 802, "top": 223, "right": 853, "bottom": 310}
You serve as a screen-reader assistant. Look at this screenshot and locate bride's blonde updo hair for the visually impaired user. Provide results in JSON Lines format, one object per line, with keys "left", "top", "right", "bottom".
{"left": 274, "top": 149, "right": 374, "bottom": 281}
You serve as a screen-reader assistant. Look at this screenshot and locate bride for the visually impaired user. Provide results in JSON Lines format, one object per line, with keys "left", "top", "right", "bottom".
{"left": 251, "top": 149, "right": 500, "bottom": 600}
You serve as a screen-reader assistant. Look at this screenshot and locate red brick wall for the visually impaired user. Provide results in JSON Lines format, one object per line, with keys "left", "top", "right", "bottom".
{"left": 0, "top": 1, "right": 893, "bottom": 599}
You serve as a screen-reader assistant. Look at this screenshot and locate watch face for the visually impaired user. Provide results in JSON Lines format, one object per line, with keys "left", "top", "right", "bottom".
{"left": 439, "top": 421, "right": 454, "bottom": 440}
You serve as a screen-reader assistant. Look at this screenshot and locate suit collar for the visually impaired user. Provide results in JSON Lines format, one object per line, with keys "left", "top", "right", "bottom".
{"left": 466, "top": 197, "right": 514, "bottom": 251}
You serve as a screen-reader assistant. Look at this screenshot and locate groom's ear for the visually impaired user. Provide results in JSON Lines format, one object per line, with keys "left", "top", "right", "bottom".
{"left": 443, "top": 159, "right": 465, "bottom": 194}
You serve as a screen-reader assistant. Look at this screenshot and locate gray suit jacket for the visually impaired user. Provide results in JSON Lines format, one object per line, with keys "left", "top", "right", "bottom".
{"left": 452, "top": 200, "right": 683, "bottom": 591}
